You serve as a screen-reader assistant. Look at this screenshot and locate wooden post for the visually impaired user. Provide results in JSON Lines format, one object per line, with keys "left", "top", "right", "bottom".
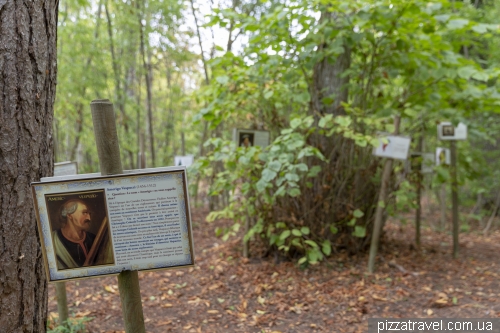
{"left": 242, "top": 176, "right": 251, "bottom": 258}
{"left": 439, "top": 184, "right": 447, "bottom": 231}
{"left": 367, "top": 116, "right": 400, "bottom": 274}
{"left": 55, "top": 282, "right": 69, "bottom": 325}
{"left": 415, "top": 136, "right": 423, "bottom": 249}
{"left": 450, "top": 141, "right": 459, "bottom": 258}
{"left": 90, "top": 99, "right": 146, "bottom": 333}
{"left": 243, "top": 215, "right": 250, "bottom": 258}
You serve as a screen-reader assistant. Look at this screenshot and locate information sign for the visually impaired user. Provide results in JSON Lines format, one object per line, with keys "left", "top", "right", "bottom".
{"left": 437, "top": 122, "right": 467, "bottom": 141}
{"left": 436, "top": 147, "right": 451, "bottom": 166}
{"left": 233, "top": 128, "right": 270, "bottom": 148}
{"left": 31, "top": 166, "right": 194, "bottom": 282}
{"left": 373, "top": 135, "right": 411, "bottom": 160}
{"left": 54, "top": 161, "right": 78, "bottom": 177}
{"left": 174, "top": 155, "right": 194, "bottom": 167}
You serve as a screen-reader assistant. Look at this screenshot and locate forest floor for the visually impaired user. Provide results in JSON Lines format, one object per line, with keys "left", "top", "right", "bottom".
{"left": 48, "top": 206, "right": 500, "bottom": 333}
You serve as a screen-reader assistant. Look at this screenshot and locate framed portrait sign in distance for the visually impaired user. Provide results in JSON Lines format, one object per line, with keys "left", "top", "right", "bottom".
{"left": 233, "top": 128, "right": 270, "bottom": 148}
{"left": 437, "top": 122, "right": 467, "bottom": 141}
{"left": 31, "top": 166, "right": 195, "bottom": 282}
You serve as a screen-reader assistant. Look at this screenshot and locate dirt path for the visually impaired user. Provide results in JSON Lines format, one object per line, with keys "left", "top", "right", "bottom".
{"left": 48, "top": 208, "right": 500, "bottom": 332}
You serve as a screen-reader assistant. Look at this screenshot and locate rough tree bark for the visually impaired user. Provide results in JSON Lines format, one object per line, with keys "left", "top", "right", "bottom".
{"left": 0, "top": 0, "right": 58, "bottom": 331}
{"left": 275, "top": 8, "right": 380, "bottom": 254}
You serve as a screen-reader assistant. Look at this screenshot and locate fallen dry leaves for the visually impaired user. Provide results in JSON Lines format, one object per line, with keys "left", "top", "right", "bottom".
{"left": 46, "top": 208, "right": 500, "bottom": 332}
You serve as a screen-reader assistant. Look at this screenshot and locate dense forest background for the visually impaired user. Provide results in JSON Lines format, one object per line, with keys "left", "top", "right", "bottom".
{"left": 55, "top": 0, "right": 500, "bottom": 265}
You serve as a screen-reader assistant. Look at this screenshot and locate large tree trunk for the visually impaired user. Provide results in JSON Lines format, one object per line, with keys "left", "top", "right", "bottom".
{"left": 0, "top": 0, "right": 58, "bottom": 331}
{"left": 310, "top": 12, "right": 350, "bottom": 117}
{"left": 281, "top": 9, "right": 379, "bottom": 253}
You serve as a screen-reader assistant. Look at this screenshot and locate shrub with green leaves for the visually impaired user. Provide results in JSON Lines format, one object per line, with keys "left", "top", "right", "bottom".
{"left": 192, "top": 0, "right": 500, "bottom": 264}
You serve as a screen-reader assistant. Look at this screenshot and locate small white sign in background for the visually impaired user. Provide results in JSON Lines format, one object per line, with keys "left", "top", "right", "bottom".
{"left": 373, "top": 135, "right": 411, "bottom": 160}
{"left": 54, "top": 161, "right": 78, "bottom": 177}
{"left": 436, "top": 147, "right": 451, "bottom": 166}
{"left": 437, "top": 122, "right": 467, "bottom": 141}
{"left": 174, "top": 155, "right": 194, "bottom": 167}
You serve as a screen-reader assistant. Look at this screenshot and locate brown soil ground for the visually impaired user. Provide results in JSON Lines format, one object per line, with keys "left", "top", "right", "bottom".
{"left": 48, "top": 207, "right": 500, "bottom": 333}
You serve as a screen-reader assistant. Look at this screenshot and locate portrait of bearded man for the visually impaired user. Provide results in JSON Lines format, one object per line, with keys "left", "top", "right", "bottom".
{"left": 52, "top": 198, "right": 114, "bottom": 269}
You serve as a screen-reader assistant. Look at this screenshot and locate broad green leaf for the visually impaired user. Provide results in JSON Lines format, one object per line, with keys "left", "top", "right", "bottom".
{"left": 352, "top": 225, "right": 366, "bottom": 238}
{"left": 285, "top": 173, "right": 300, "bottom": 182}
{"left": 291, "top": 229, "right": 302, "bottom": 237}
{"left": 264, "top": 90, "right": 274, "bottom": 99}
{"left": 276, "top": 222, "right": 286, "bottom": 229}
{"left": 296, "top": 163, "right": 308, "bottom": 172}
{"left": 268, "top": 161, "right": 282, "bottom": 172}
{"left": 330, "top": 225, "right": 338, "bottom": 234}
{"left": 216, "top": 75, "right": 229, "bottom": 84}
{"left": 457, "top": 66, "right": 476, "bottom": 79}
{"left": 291, "top": 238, "right": 303, "bottom": 248}
{"left": 447, "top": 19, "right": 469, "bottom": 30}
{"left": 304, "top": 240, "right": 319, "bottom": 248}
{"left": 353, "top": 209, "right": 364, "bottom": 218}
{"left": 288, "top": 188, "right": 301, "bottom": 197}
{"left": 300, "top": 227, "right": 310, "bottom": 235}
{"left": 279, "top": 230, "right": 291, "bottom": 241}
{"left": 298, "top": 256, "right": 307, "bottom": 265}
{"left": 307, "top": 165, "right": 322, "bottom": 177}
{"left": 322, "top": 240, "right": 332, "bottom": 256}
{"left": 434, "top": 14, "right": 450, "bottom": 22}
{"left": 290, "top": 118, "right": 302, "bottom": 129}
{"left": 256, "top": 179, "right": 267, "bottom": 193}
{"left": 262, "top": 168, "right": 277, "bottom": 182}
{"left": 471, "top": 71, "right": 489, "bottom": 82}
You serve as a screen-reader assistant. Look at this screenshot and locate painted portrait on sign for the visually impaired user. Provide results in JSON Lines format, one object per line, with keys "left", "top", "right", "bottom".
{"left": 442, "top": 125, "right": 455, "bottom": 137}
{"left": 239, "top": 132, "right": 254, "bottom": 148}
{"left": 45, "top": 190, "right": 115, "bottom": 270}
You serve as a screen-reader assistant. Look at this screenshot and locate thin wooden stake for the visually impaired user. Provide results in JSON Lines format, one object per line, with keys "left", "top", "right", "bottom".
{"left": 415, "top": 136, "right": 423, "bottom": 249}
{"left": 55, "top": 282, "right": 68, "bottom": 325}
{"left": 90, "top": 99, "right": 145, "bottom": 333}
{"left": 243, "top": 215, "right": 250, "bottom": 258}
{"left": 439, "top": 184, "right": 447, "bottom": 231}
{"left": 450, "top": 141, "right": 459, "bottom": 259}
{"left": 367, "top": 116, "right": 400, "bottom": 274}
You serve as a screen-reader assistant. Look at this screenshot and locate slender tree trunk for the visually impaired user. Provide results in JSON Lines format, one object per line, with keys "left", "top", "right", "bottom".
{"left": 190, "top": 0, "right": 209, "bottom": 85}
{"left": 105, "top": 1, "right": 135, "bottom": 169}
{"left": 136, "top": 0, "right": 155, "bottom": 167}
{"left": 470, "top": 193, "right": 483, "bottom": 215}
{"left": 190, "top": 0, "right": 211, "bottom": 206}
{"left": 166, "top": 65, "right": 175, "bottom": 159}
{"left": 0, "top": 0, "right": 58, "bottom": 331}
{"left": 181, "top": 132, "right": 186, "bottom": 155}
